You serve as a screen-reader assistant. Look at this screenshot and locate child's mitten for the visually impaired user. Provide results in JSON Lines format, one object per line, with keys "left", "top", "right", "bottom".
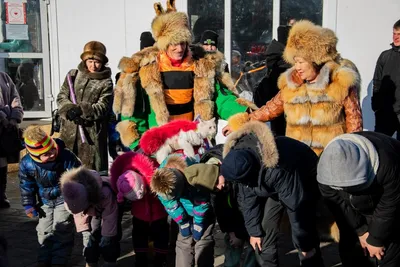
{"left": 192, "top": 222, "right": 205, "bottom": 241}
{"left": 179, "top": 221, "right": 192, "bottom": 237}
{"left": 24, "top": 205, "right": 38, "bottom": 218}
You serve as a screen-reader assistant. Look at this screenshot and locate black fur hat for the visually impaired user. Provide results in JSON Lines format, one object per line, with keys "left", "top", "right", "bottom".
{"left": 140, "top": 31, "right": 155, "bottom": 50}
{"left": 200, "top": 30, "right": 219, "bottom": 47}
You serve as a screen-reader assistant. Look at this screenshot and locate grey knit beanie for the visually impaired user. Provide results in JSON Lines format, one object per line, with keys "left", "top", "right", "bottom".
{"left": 317, "top": 134, "right": 379, "bottom": 189}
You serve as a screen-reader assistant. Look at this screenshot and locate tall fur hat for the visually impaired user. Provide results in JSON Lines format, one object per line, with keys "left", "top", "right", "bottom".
{"left": 80, "top": 41, "right": 108, "bottom": 64}
{"left": 151, "top": 0, "right": 192, "bottom": 51}
{"left": 283, "top": 20, "right": 339, "bottom": 65}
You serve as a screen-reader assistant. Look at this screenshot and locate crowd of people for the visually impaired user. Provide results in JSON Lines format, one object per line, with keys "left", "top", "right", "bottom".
{"left": 0, "top": 0, "right": 400, "bottom": 266}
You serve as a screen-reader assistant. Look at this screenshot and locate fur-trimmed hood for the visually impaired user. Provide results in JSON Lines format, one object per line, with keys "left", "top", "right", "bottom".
{"left": 109, "top": 152, "right": 157, "bottom": 192}
{"left": 60, "top": 167, "right": 104, "bottom": 206}
{"left": 223, "top": 121, "right": 279, "bottom": 168}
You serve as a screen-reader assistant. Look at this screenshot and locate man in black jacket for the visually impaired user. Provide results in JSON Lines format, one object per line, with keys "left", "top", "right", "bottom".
{"left": 253, "top": 26, "right": 291, "bottom": 136}
{"left": 220, "top": 121, "right": 323, "bottom": 267}
{"left": 372, "top": 19, "right": 400, "bottom": 139}
{"left": 317, "top": 131, "right": 400, "bottom": 267}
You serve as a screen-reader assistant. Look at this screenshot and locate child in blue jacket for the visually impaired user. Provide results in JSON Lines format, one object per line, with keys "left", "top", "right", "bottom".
{"left": 19, "top": 125, "right": 81, "bottom": 267}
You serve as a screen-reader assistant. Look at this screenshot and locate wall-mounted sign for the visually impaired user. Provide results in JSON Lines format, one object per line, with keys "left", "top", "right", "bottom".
{"left": 5, "top": 2, "right": 27, "bottom": 24}
{"left": 5, "top": 24, "right": 29, "bottom": 40}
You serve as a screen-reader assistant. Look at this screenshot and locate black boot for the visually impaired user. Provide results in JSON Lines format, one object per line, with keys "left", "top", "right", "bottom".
{"left": 0, "top": 166, "right": 10, "bottom": 209}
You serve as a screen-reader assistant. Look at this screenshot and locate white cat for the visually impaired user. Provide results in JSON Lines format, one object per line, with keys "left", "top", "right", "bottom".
{"left": 155, "top": 118, "right": 217, "bottom": 164}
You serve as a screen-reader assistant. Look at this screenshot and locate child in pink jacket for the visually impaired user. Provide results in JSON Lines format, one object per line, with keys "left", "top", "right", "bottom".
{"left": 60, "top": 167, "right": 119, "bottom": 267}
{"left": 110, "top": 152, "right": 169, "bottom": 267}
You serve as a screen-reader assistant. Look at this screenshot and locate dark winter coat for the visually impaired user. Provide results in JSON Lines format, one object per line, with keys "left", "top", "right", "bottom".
{"left": 253, "top": 39, "right": 290, "bottom": 136}
{"left": 0, "top": 72, "right": 24, "bottom": 163}
{"left": 372, "top": 44, "right": 400, "bottom": 117}
{"left": 319, "top": 131, "right": 400, "bottom": 247}
{"left": 223, "top": 121, "right": 320, "bottom": 250}
{"left": 19, "top": 139, "right": 81, "bottom": 207}
{"left": 200, "top": 145, "right": 249, "bottom": 240}
{"left": 56, "top": 62, "right": 113, "bottom": 172}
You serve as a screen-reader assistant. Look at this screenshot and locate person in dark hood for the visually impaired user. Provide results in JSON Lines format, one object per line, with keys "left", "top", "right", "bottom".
{"left": 220, "top": 121, "right": 324, "bottom": 267}
{"left": 318, "top": 131, "right": 400, "bottom": 267}
{"left": 372, "top": 19, "right": 400, "bottom": 140}
{"left": 140, "top": 31, "right": 155, "bottom": 50}
{"left": 253, "top": 26, "right": 291, "bottom": 136}
{"left": 200, "top": 30, "right": 219, "bottom": 52}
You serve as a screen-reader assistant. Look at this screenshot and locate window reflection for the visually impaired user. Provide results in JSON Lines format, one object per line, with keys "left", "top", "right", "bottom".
{"left": 231, "top": 0, "right": 272, "bottom": 100}
{"left": 0, "top": 0, "right": 42, "bottom": 53}
{"left": 188, "top": 0, "right": 224, "bottom": 51}
{"left": 0, "top": 58, "right": 44, "bottom": 111}
{"left": 280, "top": 0, "right": 323, "bottom": 25}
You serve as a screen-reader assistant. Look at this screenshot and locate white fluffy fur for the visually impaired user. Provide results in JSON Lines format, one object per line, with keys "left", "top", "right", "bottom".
{"left": 155, "top": 118, "right": 217, "bottom": 163}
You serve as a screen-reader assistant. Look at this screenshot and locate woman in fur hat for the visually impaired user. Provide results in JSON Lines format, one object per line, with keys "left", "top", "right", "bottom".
{"left": 60, "top": 167, "right": 119, "bottom": 267}
{"left": 0, "top": 71, "right": 23, "bottom": 208}
{"left": 19, "top": 125, "right": 81, "bottom": 267}
{"left": 224, "top": 20, "right": 363, "bottom": 156}
{"left": 113, "top": 0, "right": 255, "bottom": 151}
{"left": 57, "top": 41, "right": 113, "bottom": 172}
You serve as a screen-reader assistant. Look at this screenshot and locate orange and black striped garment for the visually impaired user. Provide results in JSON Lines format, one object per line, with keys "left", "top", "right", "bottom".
{"left": 159, "top": 52, "right": 195, "bottom": 121}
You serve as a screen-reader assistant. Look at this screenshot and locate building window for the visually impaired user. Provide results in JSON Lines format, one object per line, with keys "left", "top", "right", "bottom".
{"left": 280, "top": 0, "right": 323, "bottom": 25}
{"left": 188, "top": 0, "right": 225, "bottom": 51}
{"left": 0, "top": 0, "right": 51, "bottom": 117}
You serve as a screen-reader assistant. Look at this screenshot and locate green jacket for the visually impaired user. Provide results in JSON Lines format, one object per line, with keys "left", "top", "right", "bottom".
{"left": 115, "top": 46, "right": 248, "bottom": 150}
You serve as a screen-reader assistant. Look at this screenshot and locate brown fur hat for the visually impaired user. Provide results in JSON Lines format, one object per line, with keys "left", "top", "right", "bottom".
{"left": 283, "top": 20, "right": 339, "bottom": 65}
{"left": 151, "top": 0, "right": 192, "bottom": 51}
{"left": 80, "top": 41, "right": 108, "bottom": 64}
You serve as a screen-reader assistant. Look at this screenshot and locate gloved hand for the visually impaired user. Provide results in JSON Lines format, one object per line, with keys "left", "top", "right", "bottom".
{"left": 192, "top": 222, "right": 205, "bottom": 241}
{"left": 179, "top": 221, "right": 192, "bottom": 237}
{"left": 24, "top": 205, "right": 38, "bottom": 218}
{"left": 99, "top": 236, "right": 113, "bottom": 248}
{"left": 82, "top": 231, "right": 95, "bottom": 248}
{"left": 66, "top": 105, "right": 82, "bottom": 121}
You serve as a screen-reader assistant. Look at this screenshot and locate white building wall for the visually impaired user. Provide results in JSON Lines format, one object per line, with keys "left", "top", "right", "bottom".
{"left": 334, "top": 0, "right": 400, "bottom": 130}
{"left": 50, "top": 0, "right": 185, "bottom": 105}
{"left": 49, "top": 0, "right": 400, "bottom": 130}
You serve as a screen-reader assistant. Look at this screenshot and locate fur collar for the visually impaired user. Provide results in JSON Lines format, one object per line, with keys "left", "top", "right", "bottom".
{"left": 223, "top": 121, "right": 279, "bottom": 168}
{"left": 281, "top": 60, "right": 359, "bottom": 91}
{"left": 77, "top": 61, "right": 112, "bottom": 80}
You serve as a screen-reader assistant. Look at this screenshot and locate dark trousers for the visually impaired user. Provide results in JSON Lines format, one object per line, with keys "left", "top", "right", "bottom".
{"left": 374, "top": 111, "right": 400, "bottom": 140}
{"left": 326, "top": 199, "right": 400, "bottom": 267}
{"left": 82, "top": 217, "right": 119, "bottom": 264}
{"left": 257, "top": 198, "right": 323, "bottom": 267}
{"left": 132, "top": 216, "right": 169, "bottom": 267}
{"left": 0, "top": 166, "right": 8, "bottom": 205}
